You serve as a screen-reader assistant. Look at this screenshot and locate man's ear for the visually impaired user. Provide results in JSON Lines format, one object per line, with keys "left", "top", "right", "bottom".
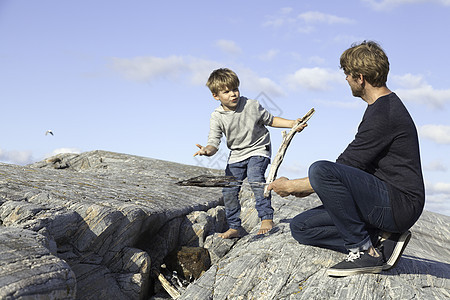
{"left": 357, "top": 74, "right": 364, "bottom": 84}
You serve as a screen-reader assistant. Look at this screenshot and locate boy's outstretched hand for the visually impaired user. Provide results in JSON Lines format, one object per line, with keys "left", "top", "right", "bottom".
{"left": 193, "top": 144, "right": 218, "bottom": 157}
{"left": 294, "top": 118, "right": 308, "bottom": 132}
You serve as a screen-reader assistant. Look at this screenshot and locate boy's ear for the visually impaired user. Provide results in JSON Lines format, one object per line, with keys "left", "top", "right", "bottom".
{"left": 212, "top": 93, "right": 220, "bottom": 100}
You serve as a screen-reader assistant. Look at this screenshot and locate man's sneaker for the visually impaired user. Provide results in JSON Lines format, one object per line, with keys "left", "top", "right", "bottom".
{"left": 378, "top": 231, "right": 411, "bottom": 271}
{"left": 327, "top": 249, "right": 384, "bottom": 277}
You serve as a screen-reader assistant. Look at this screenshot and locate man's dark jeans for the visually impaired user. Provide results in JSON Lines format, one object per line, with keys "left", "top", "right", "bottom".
{"left": 290, "top": 160, "right": 398, "bottom": 252}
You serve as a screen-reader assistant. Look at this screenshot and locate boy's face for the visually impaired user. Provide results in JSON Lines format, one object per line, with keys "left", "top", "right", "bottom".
{"left": 213, "top": 87, "right": 240, "bottom": 111}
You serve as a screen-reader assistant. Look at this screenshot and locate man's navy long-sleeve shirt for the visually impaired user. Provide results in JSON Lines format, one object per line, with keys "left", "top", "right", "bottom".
{"left": 337, "top": 92, "right": 425, "bottom": 231}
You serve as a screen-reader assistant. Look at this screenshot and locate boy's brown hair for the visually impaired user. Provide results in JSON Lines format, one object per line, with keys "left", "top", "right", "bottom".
{"left": 206, "top": 68, "right": 240, "bottom": 95}
{"left": 340, "top": 41, "right": 390, "bottom": 87}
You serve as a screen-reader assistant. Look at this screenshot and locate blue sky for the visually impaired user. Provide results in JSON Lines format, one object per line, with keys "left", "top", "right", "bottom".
{"left": 1, "top": 0, "right": 450, "bottom": 216}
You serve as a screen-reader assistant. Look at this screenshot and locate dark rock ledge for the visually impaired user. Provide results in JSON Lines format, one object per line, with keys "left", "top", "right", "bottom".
{"left": 0, "top": 150, "right": 448, "bottom": 299}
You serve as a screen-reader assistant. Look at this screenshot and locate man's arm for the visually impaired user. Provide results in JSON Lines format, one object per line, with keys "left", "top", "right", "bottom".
{"left": 193, "top": 144, "right": 218, "bottom": 157}
{"left": 267, "top": 177, "right": 314, "bottom": 198}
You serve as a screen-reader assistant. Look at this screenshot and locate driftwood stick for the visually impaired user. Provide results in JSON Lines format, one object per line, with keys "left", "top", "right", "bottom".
{"left": 176, "top": 175, "right": 267, "bottom": 187}
{"left": 264, "top": 108, "right": 315, "bottom": 197}
{"left": 153, "top": 270, "right": 181, "bottom": 299}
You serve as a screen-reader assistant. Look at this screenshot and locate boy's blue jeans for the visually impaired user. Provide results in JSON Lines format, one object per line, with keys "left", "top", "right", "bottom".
{"left": 290, "top": 160, "right": 398, "bottom": 253}
{"left": 223, "top": 156, "right": 274, "bottom": 229}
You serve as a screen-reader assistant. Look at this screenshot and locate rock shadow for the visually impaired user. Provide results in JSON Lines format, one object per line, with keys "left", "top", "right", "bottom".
{"left": 247, "top": 226, "right": 281, "bottom": 242}
{"left": 383, "top": 254, "right": 450, "bottom": 279}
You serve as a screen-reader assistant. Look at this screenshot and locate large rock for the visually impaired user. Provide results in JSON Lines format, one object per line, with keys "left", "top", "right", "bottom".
{"left": 0, "top": 150, "right": 449, "bottom": 299}
{"left": 0, "top": 150, "right": 224, "bottom": 299}
{"left": 0, "top": 227, "right": 76, "bottom": 299}
{"left": 180, "top": 193, "right": 450, "bottom": 300}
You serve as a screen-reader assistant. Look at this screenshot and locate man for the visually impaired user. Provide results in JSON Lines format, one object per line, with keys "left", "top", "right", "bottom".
{"left": 268, "top": 41, "right": 425, "bottom": 277}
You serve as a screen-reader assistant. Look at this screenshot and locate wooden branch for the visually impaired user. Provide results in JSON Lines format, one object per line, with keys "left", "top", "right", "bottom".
{"left": 264, "top": 108, "right": 315, "bottom": 197}
{"left": 176, "top": 175, "right": 238, "bottom": 187}
{"left": 153, "top": 270, "right": 181, "bottom": 299}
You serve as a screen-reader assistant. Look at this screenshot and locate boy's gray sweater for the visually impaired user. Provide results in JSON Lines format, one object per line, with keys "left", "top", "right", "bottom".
{"left": 207, "top": 97, "right": 274, "bottom": 164}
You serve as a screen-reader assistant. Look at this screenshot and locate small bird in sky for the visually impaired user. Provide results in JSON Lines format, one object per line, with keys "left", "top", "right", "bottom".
{"left": 45, "top": 130, "right": 54, "bottom": 136}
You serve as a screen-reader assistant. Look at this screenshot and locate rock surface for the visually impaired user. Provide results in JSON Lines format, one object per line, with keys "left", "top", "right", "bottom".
{"left": 180, "top": 196, "right": 450, "bottom": 299}
{"left": 0, "top": 150, "right": 225, "bottom": 299}
{"left": 0, "top": 150, "right": 448, "bottom": 299}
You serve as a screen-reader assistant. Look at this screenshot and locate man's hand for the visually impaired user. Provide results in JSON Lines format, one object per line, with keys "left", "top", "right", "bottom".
{"left": 193, "top": 144, "right": 217, "bottom": 157}
{"left": 267, "top": 177, "right": 292, "bottom": 197}
{"left": 267, "top": 176, "right": 314, "bottom": 198}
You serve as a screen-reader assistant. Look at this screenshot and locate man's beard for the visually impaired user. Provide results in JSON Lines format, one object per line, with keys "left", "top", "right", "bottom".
{"left": 351, "top": 85, "right": 364, "bottom": 98}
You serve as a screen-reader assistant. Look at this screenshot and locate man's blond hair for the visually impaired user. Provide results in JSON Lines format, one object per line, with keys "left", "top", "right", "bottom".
{"left": 340, "top": 41, "right": 389, "bottom": 87}
{"left": 206, "top": 68, "right": 240, "bottom": 95}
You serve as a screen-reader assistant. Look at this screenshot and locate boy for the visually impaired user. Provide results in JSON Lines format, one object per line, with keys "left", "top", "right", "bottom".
{"left": 194, "top": 68, "right": 301, "bottom": 239}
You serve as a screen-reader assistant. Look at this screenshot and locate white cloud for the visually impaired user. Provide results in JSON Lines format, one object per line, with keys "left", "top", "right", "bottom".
{"left": 363, "top": 0, "right": 450, "bottom": 11}
{"left": 262, "top": 7, "right": 296, "bottom": 28}
{"left": 396, "top": 85, "right": 450, "bottom": 109}
{"left": 280, "top": 7, "right": 293, "bottom": 14}
{"left": 307, "top": 56, "right": 326, "bottom": 65}
{"left": 0, "top": 148, "right": 81, "bottom": 166}
{"left": 111, "top": 55, "right": 188, "bottom": 82}
{"left": 111, "top": 55, "right": 284, "bottom": 97}
{"left": 424, "top": 193, "right": 450, "bottom": 216}
{"left": 424, "top": 181, "right": 450, "bottom": 216}
{"left": 0, "top": 148, "right": 34, "bottom": 165}
{"left": 263, "top": 9, "right": 354, "bottom": 33}
{"left": 298, "top": 11, "right": 354, "bottom": 24}
{"left": 48, "top": 148, "right": 81, "bottom": 156}
{"left": 424, "top": 160, "right": 448, "bottom": 172}
{"left": 297, "top": 25, "right": 315, "bottom": 34}
{"left": 258, "top": 49, "right": 279, "bottom": 61}
{"left": 392, "top": 73, "right": 450, "bottom": 109}
{"left": 427, "top": 181, "right": 450, "bottom": 193}
{"left": 184, "top": 57, "right": 223, "bottom": 86}
{"left": 419, "top": 124, "right": 450, "bottom": 144}
{"left": 285, "top": 67, "right": 344, "bottom": 91}
{"left": 111, "top": 55, "right": 220, "bottom": 85}
{"left": 295, "top": 12, "right": 354, "bottom": 33}
{"left": 279, "top": 161, "right": 308, "bottom": 176}
{"left": 215, "top": 39, "right": 242, "bottom": 56}
{"left": 237, "top": 68, "right": 285, "bottom": 97}
{"left": 333, "top": 34, "right": 363, "bottom": 44}
{"left": 391, "top": 73, "right": 424, "bottom": 88}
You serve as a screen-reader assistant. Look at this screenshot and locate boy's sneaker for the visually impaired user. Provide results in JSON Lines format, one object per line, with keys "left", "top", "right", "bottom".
{"left": 327, "top": 250, "right": 384, "bottom": 277}
{"left": 378, "top": 231, "right": 411, "bottom": 271}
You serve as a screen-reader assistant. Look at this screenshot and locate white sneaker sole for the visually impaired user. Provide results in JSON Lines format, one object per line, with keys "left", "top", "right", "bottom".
{"left": 383, "top": 231, "right": 411, "bottom": 271}
{"left": 327, "top": 265, "right": 383, "bottom": 277}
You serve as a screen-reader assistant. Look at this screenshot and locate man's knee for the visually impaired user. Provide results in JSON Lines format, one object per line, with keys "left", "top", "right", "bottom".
{"left": 290, "top": 213, "right": 314, "bottom": 244}
{"left": 308, "top": 160, "right": 336, "bottom": 189}
{"left": 309, "top": 160, "right": 332, "bottom": 178}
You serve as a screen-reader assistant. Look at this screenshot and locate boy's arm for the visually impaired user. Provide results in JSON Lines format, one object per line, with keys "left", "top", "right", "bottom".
{"left": 193, "top": 144, "right": 218, "bottom": 157}
{"left": 270, "top": 117, "right": 301, "bottom": 129}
